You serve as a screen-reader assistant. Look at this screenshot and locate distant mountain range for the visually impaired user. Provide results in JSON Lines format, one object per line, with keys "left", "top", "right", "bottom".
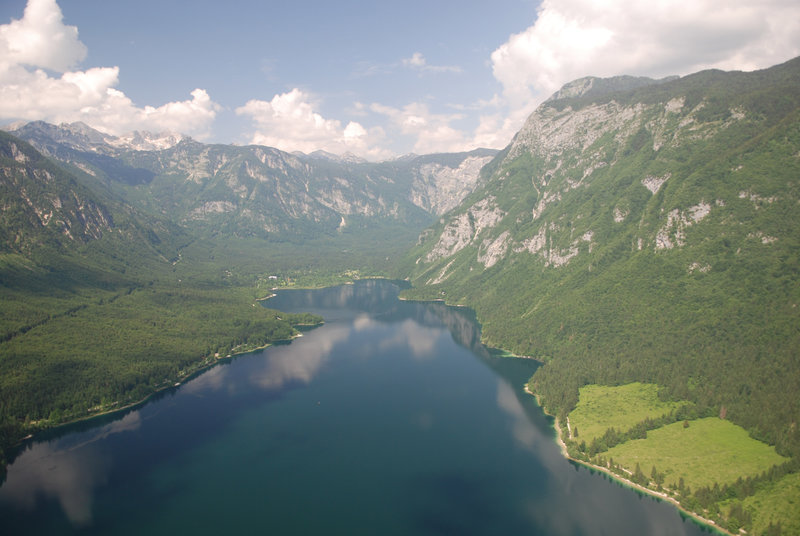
{"left": 4, "top": 121, "right": 497, "bottom": 242}
{"left": 0, "top": 130, "right": 186, "bottom": 262}
{"left": 2, "top": 120, "right": 186, "bottom": 152}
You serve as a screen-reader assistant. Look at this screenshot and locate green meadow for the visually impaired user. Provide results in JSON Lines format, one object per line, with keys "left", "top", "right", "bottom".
{"left": 565, "top": 383, "right": 795, "bottom": 534}
{"left": 567, "top": 383, "right": 684, "bottom": 442}
{"left": 604, "top": 417, "right": 788, "bottom": 493}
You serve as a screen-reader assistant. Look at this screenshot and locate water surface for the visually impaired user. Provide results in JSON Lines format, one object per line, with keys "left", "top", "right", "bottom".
{"left": 0, "top": 280, "right": 710, "bottom": 535}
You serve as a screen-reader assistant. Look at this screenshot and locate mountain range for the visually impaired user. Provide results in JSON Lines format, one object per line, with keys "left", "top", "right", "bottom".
{"left": 6, "top": 120, "right": 497, "bottom": 242}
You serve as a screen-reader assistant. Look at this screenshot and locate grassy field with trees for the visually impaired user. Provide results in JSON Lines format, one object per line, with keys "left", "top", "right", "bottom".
{"left": 559, "top": 382, "right": 796, "bottom": 534}
{"left": 739, "top": 472, "right": 800, "bottom": 536}
{"left": 604, "top": 417, "right": 787, "bottom": 491}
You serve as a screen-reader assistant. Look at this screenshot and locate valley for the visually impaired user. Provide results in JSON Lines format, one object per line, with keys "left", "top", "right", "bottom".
{"left": 2, "top": 57, "right": 799, "bottom": 534}
{"left": 0, "top": 127, "right": 495, "bottom": 472}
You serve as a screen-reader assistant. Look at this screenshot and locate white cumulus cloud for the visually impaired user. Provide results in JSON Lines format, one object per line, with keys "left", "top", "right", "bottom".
{"left": 0, "top": 0, "right": 220, "bottom": 138}
{"left": 403, "top": 52, "right": 427, "bottom": 69}
{"left": 371, "top": 100, "right": 519, "bottom": 155}
{"left": 491, "top": 0, "right": 800, "bottom": 127}
{"left": 0, "top": 0, "right": 85, "bottom": 72}
{"left": 377, "top": 1, "right": 800, "bottom": 155}
{"left": 236, "top": 88, "right": 391, "bottom": 160}
{"left": 370, "top": 101, "right": 469, "bottom": 154}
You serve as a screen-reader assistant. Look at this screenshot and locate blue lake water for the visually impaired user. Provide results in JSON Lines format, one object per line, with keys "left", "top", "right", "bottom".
{"left": 0, "top": 280, "right": 711, "bottom": 534}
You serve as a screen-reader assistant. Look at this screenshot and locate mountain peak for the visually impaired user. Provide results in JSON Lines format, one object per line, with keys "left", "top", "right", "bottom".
{"left": 393, "top": 153, "right": 419, "bottom": 162}
{"left": 107, "top": 130, "right": 185, "bottom": 151}
{"left": 303, "top": 149, "right": 367, "bottom": 164}
{"left": 5, "top": 121, "right": 186, "bottom": 153}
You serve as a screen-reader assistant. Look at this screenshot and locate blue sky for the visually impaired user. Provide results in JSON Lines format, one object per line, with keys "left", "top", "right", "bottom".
{"left": 1, "top": 0, "right": 798, "bottom": 159}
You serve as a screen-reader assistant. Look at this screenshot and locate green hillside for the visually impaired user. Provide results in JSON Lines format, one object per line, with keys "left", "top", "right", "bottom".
{"left": 402, "top": 58, "right": 800, "bottom": 453}
{"left": 400, "top": 58, "right": 800, "bottom": 533}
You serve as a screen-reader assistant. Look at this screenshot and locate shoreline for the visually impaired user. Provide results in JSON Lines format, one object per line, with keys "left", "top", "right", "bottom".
{"left": 397, "top": 282, "right": 742, "bottom": 535}
{"left": 397, "top": 285, "right": 735, "bottom": 535}
{"left": 523, "top": 384, "right": 732, "bottom": 536}
{"left": 11, "top": 278, "right": 378, "bottom": 458}
{"left": 9, "top": 331, "right": 307, "bottom": 456}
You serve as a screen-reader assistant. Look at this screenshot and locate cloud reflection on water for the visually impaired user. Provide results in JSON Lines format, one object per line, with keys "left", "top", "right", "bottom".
{"left": 0, "top": 412, "right": 141, "bottom": 526}
{"left": 380, "top": 319, "right": 442, "bottom": 360}
{"left": 495, "top": 379, "right": 539, "bottom": 450}
{"left": 248, "top": 323, "right": 351, "bottom": 390}
{"left": 181, "top": 363, "right": 231, "bottom": 395}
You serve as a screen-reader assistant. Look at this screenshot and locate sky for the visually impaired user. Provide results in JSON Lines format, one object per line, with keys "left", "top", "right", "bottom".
{"left": 0, "top": 0, "right": 798, "bottom": 160}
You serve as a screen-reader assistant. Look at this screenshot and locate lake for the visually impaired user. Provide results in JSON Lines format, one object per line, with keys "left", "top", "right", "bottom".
{"left": 0, "top": 280, "right": 711, "bottom": 535}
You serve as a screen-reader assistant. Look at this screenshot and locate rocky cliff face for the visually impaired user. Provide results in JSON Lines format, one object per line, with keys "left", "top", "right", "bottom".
{"left": 407, "top": 60, "right": 800, "bottom": 284}
{"left": 0, "top": 132, "right": 113, "bottom": 254}
{"left": 407, "top": 151, "right": 496, "bottom": 215}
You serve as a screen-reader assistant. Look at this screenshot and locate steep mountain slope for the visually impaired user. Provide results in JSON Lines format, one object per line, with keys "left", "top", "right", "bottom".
{"left": 0, "top": 131, "right": 114, "bottom": 255}
{"left": 0, "top": 129, "right": 196, "bottom": 274}
{"left": 8, "top": 122, "right": 496, "bottom": 241}
{"left": 401, "top": 58, "right": 800, "bottom": 458}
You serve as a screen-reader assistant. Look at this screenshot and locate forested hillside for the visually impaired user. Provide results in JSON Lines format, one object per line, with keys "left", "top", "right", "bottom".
{"left": 401, "top": 57, "right": 800, "bottom": 458}
{"left": 0, "top": 133, "right": 322, "bottom": 472}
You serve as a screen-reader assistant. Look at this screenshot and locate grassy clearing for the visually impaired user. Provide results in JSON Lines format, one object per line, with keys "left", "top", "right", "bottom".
{"left": 604, "top": 417, "right": 788, "bottom": 492}
{"left": 568, "top": 382, "right": 684, "bottom": 442}
{"left": 740, "top": 472, "right": 800, "bottom": 535}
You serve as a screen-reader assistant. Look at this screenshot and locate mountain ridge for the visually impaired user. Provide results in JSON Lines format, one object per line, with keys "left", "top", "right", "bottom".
{"left": 398, "top": 58, "right": 800, "bottom": 532}
{"left": 6, "top": 121, "right": 498, "bottom": 241}
{"left": 0, "top": 131, "right": 115, "bottom": 255}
